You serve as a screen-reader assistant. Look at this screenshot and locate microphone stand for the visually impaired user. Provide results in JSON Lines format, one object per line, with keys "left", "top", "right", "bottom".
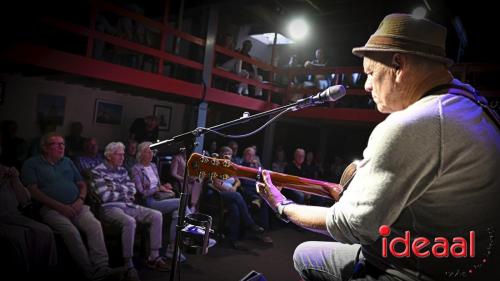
{"left": 150, "top": 95, "right": 329, "bottom": 281}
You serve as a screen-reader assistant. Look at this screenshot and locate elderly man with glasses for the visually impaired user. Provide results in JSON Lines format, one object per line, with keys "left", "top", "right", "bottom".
{"left": 21, "top": 132, "right": 124, "bottom": 280}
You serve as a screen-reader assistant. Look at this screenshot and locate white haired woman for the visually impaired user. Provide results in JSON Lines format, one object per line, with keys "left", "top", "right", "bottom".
{"left": 131, "top": 142, "right": 185, "bottom": 262}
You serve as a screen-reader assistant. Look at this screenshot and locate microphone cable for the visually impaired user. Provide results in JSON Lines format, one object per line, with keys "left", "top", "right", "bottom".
{"left": 199, "top": 107, "right": 294, "bottom": 139}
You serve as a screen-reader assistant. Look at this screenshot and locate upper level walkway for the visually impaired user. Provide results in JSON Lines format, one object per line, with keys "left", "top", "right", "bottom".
{"left": 1, "top": 0, "right": 498, "bottom": 124}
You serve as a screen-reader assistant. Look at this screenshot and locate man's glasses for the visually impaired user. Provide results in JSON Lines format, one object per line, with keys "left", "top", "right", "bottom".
{"left": 48, "top": 142, "right": 65, "bottom": 147}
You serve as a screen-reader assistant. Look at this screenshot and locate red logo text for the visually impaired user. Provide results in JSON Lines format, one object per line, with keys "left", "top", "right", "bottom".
{"left": 379, "top": 225, "right": 475, "bottom": 258}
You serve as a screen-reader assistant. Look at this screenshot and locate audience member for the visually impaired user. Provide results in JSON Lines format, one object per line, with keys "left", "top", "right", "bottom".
{"left": 65, "top": 121, "right": 85, "bottom": 159}
{"left": 92, "top": 142, "right": 169, "bottom": 275}
{"left": 129, "top": 116, "right": 159, "bottom": 143}
{"left": 207, "top": 140, "right": 218, "bottom": 157}
{"left": 250, "top": 144, "right": 262, "bottom": 167}
{"left": 0, "top": 120, "right": 28, "bottom": 170}
{"left": 237, "top": 40, "right": 264, "bottom": 97}
{"left": 75, "top": 137, "right": 103, "bottom": 180}
{"left": 219, "top": 40, "right": 264, "bottom": 97}
{"left": 131, "top": 142, "right": 185, "bottom": 262}
{"left": 304, "top": 48, "right": 332, "bottom": 90}
{"left": 123, "top": 139, "right": 138, "bottom": 175}
{"left": 238, "top": 146, "right": 273, "bottom": 244}
{"left": 227, "top": 140, "right": 242, "bottom": 164}
{"left": 208, "top": 146, "right": 265, "bottom": 249}
{"left": 285, "top": 54, "right": 307, "bottom": 87}
{"left": 21, "top": 133, "right": 124, "bottom": 281}
{"left": 303, "top": 151, "right": 320, "bottom": 179}
{"left": 271, "top": 146, "right": 287, "bottom": 173}
{"left": 170, "top": 151, "right": 202, "bottom": 213}
{"left": 0, "top": 164, "right": 57, "bottom": 275}
{"left": 283, "top": 148, "right": 306, "bottom": 204}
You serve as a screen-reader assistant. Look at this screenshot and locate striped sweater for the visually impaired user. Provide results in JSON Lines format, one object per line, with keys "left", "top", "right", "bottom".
{"left": 91, "top": 162, "right": 137, "bottom": 207}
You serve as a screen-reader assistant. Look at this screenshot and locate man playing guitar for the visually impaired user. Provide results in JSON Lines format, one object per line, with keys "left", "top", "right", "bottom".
{"left": 255, "top": 14, "right": 499, "bottom": 281}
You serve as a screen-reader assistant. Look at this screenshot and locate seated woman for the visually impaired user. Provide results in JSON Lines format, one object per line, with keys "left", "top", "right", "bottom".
{"left": 170, "top": 150, "right": 202, "bottom": 213}
{"left": 207, "top": 146, "right": 265, "bottom": 249}
{"left": 131, "top": 142, "right": 186, "bottom": 262}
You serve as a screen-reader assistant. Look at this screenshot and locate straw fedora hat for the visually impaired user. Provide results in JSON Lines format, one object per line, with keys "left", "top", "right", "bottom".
{"left": 352, "top": 14, "right": 454, "bottom": 66}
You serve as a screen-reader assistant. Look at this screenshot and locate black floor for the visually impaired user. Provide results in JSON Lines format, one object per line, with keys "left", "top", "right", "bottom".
{"left": 137, "top": 223, "right": 331, "bottom": 281}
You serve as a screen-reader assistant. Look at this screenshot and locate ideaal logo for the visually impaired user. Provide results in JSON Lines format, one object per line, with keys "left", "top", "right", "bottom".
{"left": 379, "top": 225, "right": 495, "bottom": 278}
{"left": 379, "top": 225, "right": 475, "bottom": 258}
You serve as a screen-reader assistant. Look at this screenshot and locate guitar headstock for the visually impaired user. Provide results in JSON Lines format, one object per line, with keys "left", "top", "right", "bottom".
{"left": 187, "top": 153, "right": 238, "bottom": 181}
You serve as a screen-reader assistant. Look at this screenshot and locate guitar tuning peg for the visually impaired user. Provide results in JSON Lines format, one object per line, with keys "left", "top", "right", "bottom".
{"left": 222, "top": 160, "right": 231, "bottom": 167}
{"left": 221, "top": 174, "right": 229, "bottom": 180}
{"left": 199, "top": 171, "right": 206, "bottom": 181}
{"left": 211, "top": 159, "right": 218, "bottom": 166}
{"left": 210, "top": 172, "right": 217, "bottom": 180}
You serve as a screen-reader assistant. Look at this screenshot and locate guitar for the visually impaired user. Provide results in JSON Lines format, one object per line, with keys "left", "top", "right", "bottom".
{"left": 187, "top": 153, "right": 358, "bottom": 201}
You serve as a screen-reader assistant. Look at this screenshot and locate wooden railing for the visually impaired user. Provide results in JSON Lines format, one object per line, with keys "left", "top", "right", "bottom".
{"left": 2, "top": 0, "right": 498, "bottom": 122}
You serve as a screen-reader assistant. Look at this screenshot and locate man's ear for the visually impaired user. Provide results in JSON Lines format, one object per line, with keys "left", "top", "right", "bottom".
{"left": 392, "top": 53, "right": 406, "bottom": 83}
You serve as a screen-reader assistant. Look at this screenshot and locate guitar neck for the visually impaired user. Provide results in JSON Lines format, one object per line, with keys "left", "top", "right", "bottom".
{"left": 235, "top": 164, "right": 343, "bottom": 201}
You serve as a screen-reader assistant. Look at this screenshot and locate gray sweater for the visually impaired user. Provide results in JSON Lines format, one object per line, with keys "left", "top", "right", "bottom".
{"left": 326, "top": 80, "right": 500, "bottom": 280}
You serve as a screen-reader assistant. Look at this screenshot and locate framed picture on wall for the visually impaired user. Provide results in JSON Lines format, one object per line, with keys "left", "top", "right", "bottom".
{"left": 94, "top": 99, "right": 123, "bottom": 125}
{"left": 154, "top": 105, "right": 172, "bottom": 131}
{"left": 36, "top": 94, "right": 66, "bottom": 125}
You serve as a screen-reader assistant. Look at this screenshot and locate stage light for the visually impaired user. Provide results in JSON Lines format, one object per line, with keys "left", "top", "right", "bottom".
{"left": 288, "top": 18, "right": 309, "bottom": 40}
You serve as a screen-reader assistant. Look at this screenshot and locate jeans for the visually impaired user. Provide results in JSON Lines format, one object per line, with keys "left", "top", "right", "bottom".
{"left": 145, "top": 197, "right": 180, "bottom": 244}
{"left": 40, "top": 205, "right": 108, "bottom": 279}
{"left": 293, "top": 241, "right": 402, "bottom": 281}
{"left": 223, "top": 191, "right": 256, "bottom": 241}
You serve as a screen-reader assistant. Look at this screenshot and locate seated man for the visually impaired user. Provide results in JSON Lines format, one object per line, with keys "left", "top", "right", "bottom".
{"left": 220, "top": 40, "right": 264, "bottom": 97}
{"left": 304, "top": 48, "right": 332, "bottom": 90}
{"left": 237, "top": 40, "right": 264, "bottom": 97}
{"left": 21, "top": 133, "right": 124, "bottom": 281}
{"left": 256, "top": 14, "right": 500, "bottom": 281}
{"left": 283, "top": 148, "right": 307, "bottom": 204}
{"left": 0, "top": 164, "right": 57, "bottom": 275}
{"left": 91, "top": 142, "right": 169, "bottom": 275}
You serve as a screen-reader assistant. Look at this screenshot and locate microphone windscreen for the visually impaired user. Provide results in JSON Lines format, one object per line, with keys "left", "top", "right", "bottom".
{"left": 325, "top": 85, "right": 346, "bottom": 101}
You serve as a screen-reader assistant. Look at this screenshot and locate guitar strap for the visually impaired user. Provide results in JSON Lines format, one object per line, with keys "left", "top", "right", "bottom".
{"left": 421, "top": 83, "right": 500, "bottom": 130}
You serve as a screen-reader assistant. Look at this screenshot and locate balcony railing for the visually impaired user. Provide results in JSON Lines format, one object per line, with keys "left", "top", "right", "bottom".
{"left": 1, "top": 0, "right": 498, "bottom": 123}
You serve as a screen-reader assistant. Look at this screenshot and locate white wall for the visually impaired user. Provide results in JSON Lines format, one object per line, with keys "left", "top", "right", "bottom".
{"left": 0, "top": 73, "right": 186, "bottom": 149}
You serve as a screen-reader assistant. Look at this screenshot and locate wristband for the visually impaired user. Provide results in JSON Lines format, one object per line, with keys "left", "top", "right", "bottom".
{"left": 276, "top": 199, "right": 295, "bottom": 223}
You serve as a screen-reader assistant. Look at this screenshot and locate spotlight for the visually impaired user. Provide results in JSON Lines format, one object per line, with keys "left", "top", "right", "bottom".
{"left": 288, "top": 18, "right": 309, "bottom": 40}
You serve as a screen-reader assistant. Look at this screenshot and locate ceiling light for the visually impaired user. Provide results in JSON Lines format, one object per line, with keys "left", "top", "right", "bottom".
{"left": 288, "top": 18, "right": 309, "bottom": 40}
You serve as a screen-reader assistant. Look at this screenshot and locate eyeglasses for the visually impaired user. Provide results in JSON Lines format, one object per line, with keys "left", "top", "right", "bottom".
{"left": 48, "top": 142, "right": 65, "bottom": 147}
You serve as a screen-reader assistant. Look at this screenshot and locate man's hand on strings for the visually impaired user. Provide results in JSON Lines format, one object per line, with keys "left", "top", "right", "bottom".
{"left": 256, "top": 170, "right": 287, "bottom": 212}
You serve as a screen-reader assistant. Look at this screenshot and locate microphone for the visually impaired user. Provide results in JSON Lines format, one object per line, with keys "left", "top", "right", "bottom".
{"left": 296, "top": 85, "right": 346, "bottom": 108}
